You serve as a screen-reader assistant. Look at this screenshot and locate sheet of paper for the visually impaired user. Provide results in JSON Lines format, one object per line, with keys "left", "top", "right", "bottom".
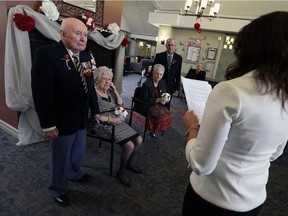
{"left": 181, "top": 76, "right": 212, "bottom": 123}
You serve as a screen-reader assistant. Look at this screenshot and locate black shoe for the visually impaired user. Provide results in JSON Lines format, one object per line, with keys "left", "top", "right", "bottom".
{"left": 70, "top": 173, "right": 91, "bottom": 182}
{"left": 150, "top": 132, "right": 156, "bottom": 138}
{"left": 126, "top": 165, "right": 143, "bottom": 174}
{"left": 53, "top": 194, "right": 69, "bottom": 207}
{"left": 117, "top": 172, "right": 132, "bottom": 187}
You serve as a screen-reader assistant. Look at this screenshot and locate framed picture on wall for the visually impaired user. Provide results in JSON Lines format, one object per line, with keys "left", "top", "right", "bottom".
{"left": 185, "top": 42, "right": 201, "bottom": 63}
{"left": 205, "top": 61, "right": 214, "bottom": 72}
{"left": 206, "top": 47, "right": 217, "bottom": 60}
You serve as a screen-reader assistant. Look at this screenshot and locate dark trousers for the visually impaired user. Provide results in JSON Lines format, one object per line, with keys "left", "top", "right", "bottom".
{"left": 49, "top": 129, "right": 87, "bottom": 197}
{"left": 182, "top": 183, "right": 263, "bottom": 216}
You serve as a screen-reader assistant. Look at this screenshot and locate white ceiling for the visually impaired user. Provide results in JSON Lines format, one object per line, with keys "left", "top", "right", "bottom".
{"left": 121, "top": 0, "right": 288, "bottom": 37}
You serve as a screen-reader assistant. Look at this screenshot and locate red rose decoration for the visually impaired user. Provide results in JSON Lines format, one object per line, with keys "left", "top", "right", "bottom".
{"left": 60, "top": 54, "right": 71, "bottom": 70}
{"left": 121, "top": 37, "right": 129, "bottom": 47}
{"left": 194, "top": 22, "right": 201, "bottom": 30}
{"left": 62, "top": 54, "right": 69, "bottom": 60}
{"left": 13, "top": 12, "right": 35, "bottom": 31}
{"left": 85, "top": 70, "right": 92, "bottom": 76}
{"left": 80, "top": 13, "right": 95, "bottom": 31}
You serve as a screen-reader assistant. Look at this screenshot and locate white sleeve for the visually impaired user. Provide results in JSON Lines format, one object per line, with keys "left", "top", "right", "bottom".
{"left": 185, "top": 82, "right": 241, "bottom": 175}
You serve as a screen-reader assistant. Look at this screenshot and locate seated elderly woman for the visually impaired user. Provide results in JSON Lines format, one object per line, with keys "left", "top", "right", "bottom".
{"left": 88, "top": 66, "right": 143, "bottom": 187}
{"left": 138, "top": 64, "right": 173, "bottom": 137}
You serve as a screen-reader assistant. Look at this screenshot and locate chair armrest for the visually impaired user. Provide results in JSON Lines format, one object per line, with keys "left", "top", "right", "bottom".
{"left": 132, "top": 97, "right": 149, "bottom": 106}
{"left": 131, "top": 96, "right": 150, "bottom": 116}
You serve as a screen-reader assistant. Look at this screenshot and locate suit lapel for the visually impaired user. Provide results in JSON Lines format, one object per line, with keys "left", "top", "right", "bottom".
{"left": 58, "top": 42, "right": 86, "bottom": 93}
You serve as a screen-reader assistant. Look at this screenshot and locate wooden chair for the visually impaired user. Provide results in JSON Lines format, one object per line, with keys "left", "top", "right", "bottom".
{"left": 128, "top": 86, "right": 150, "bottom": 141}
{"left": 86, "top": 111, "right": 116, "bottom": 176}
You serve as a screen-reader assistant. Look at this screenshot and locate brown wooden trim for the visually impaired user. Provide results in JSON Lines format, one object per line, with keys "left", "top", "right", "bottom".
{"left": 53, "top": 0, "right": 104, "bottom": 27}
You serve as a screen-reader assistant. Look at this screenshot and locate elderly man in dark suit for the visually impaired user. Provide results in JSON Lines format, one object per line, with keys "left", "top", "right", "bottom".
{"left": 185, "top": 63, "right": 206, "bottom": 81}
{"left": 31, "top": 18, "right": 100, "bottom": 207}
{"left": 152, "top": 38, "right": 182, "bottom": 95}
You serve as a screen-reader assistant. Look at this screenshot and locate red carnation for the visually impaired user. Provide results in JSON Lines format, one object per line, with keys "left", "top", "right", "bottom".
{"left": 85, "top": 70, "right": 92, "bottom": 76}
{"left": 13, "top": 13, "right": 35, "bottom": 31}
{"left": 62, "top": 54, "right": 69, "bottom": 60}
{"left": 194, "top": 22, "right": 201, "bottom": 30}
{"left": 121, "top": 37, "right": 129, "bottom": 47}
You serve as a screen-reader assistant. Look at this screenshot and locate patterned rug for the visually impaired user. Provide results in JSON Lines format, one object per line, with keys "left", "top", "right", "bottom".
{"left": 0, "top": 73, "right": 287, "bottom": 216}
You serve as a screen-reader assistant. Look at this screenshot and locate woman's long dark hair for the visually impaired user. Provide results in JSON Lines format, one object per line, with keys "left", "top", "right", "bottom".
{"left": 225, "top": 11, "right": 288, "bottom": 109}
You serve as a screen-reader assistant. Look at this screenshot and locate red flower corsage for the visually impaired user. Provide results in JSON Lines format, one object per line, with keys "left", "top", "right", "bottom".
{"left": 84, "top": 69, "right": 92, "bottom": 76}
{"left": 60, "top": 54, "right": 71, "bottom": 70}
{"left": 13, "top": 11, "right": 35, "bottom": 31}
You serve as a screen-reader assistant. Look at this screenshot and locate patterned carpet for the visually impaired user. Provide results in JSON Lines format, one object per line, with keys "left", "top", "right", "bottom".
{"left": 0, "top": 73, "right": 288, "bottom": 216}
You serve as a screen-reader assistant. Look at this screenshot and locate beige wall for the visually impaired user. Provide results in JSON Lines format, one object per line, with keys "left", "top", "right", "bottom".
{"left": 156, "top": 25, "right": 228, "bottom": 79}
{"left": 103, "top": 1, "right": 122, "bottom": 28}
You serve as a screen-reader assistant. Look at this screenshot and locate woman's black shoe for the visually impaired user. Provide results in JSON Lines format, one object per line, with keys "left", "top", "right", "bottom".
{"left": 126, "top": 165, "right": 143, "bottom": 174}
{"left": 150, "top": 132, "right": 156, "bottom": 137}
{"left": 117, "top": 172, "right": 132, "bottom": 187}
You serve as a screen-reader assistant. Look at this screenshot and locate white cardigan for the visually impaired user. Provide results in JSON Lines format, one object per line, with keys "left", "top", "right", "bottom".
{"left": 185, "top": 71, "right": 288, "bottom": 211}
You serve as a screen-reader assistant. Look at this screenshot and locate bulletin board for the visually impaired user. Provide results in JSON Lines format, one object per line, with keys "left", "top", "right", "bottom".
{"left": 206, "top": 47, "right": 217, "bottom": 60}
{"left": 185, "top": 42, "right": 201, "bottom": 63}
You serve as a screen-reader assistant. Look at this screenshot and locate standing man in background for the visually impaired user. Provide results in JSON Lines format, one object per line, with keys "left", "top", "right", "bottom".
{"left": 152, "top": 38, "right": 182, "bottom": 95}
{"left": 31, "top": 18, "right": 100, "bottom": 207}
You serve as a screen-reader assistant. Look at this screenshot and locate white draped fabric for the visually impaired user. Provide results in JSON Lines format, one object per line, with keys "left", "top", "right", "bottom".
{"left": 5, "top": 5, "right": 125, "bottom": 145}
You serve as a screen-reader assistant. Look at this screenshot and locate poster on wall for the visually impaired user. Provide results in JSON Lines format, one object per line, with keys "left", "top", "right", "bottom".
{"left": 185, "top": 42, "right": 201, "bottom": 63}
{"left": 206, "top": 47, "right": 217, "bottom": 60}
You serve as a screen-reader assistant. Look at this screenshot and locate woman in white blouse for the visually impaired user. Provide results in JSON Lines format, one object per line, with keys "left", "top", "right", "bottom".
{"left": 182, "top": 11, "right": 288, "bottom": 216}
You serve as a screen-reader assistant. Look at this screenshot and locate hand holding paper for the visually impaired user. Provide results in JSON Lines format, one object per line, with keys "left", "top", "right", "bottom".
{"left": 181, "top": 76, "right": 212, "bottom": 123}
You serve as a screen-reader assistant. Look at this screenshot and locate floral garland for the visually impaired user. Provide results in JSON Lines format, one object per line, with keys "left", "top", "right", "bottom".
{"left": 107, "top": 22, "right": 120, "bottom": 35}
{"left": 121, "top": 37, "right": 129, "bottom": 47}
{"left": 80, "top": 13, "right": 95, "bottom": 31}
{"left": 39, "top": 0, "right": 59, "bottom": 21}
{"left": 13, "top": 11, "right": 35, "bottom": 31}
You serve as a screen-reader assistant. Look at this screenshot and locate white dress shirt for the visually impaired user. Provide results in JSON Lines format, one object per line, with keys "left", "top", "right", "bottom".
{"left": 185, "top": 70, "right": 288, "bottom": 211}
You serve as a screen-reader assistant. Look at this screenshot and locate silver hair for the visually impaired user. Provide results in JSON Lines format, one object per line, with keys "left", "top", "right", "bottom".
{"left": 153, "top": 64, "right": 165, "bottom": 73}
{"left": 94, "top": 66, "right": 113, "bottom": 81}
{"left": 166, "top": 38, "right": 175, "bottom": 44}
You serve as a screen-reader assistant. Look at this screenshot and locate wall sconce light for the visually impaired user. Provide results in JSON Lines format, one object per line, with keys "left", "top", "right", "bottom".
{"left": 223, "top": 36, "right": 235, "bottom": 50}
{"left": 160, "top": 40, "right": 165, "bottom": 45}
{"left": 139, "top": 42, "right": 144, "bottom": 47}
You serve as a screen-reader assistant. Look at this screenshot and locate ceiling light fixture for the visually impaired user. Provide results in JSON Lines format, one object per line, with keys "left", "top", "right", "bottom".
{"left": 183, "top": 0, "right": 220, "bottom": 33}
{"left": 184, "top": 0, "right": 220, "bottom": 20}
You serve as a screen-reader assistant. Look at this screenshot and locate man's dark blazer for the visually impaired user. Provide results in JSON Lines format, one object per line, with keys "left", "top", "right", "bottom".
{"left": 185, "top": 69, "right": 206, "bottom": 81}
{"left": 139, "top": 77, "right": 167, "bottom": 107}
{"left": 152, "top": 51, "right": 182, "bottom": 94}
{"left": 31, "top": 41, "right": 99, "bottom": 135}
